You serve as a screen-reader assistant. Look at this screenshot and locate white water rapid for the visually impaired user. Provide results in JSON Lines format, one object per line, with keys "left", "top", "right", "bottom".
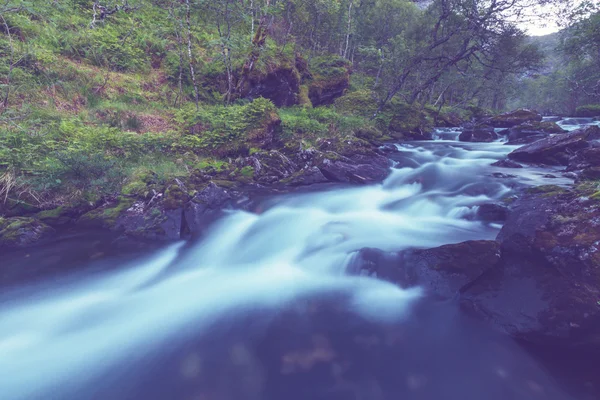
{"left": 0, "top": 120, "right": 587, "bottom": 400}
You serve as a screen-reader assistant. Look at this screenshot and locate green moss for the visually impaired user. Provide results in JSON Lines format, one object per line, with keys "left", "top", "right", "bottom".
{"left": 387, "top": 102, "right": 434, "bottom": 139}
{"left": 298, "top": 85, "right": 312, "bottom": 108}
{"left": 334, "top": 90, "right": 377, "bottom": 118}
{"left": 0, "top": 217, "right": 53, "bottom": 248}
{"left": 240, "top": 166, "right": 255, "bottom": 178}
{"left": 78, "top": 198, "right": 134, "bottom": 229}
{"left": 527, "top": 185, "right": 567, "bottom": 196}
{"left": 35, "top": 207, "right": 73, "bottom": 226}
{"left": 163, "top": 184, "right": 189, "bottom": 210}
{"left": 122, "top": 181, "right": 149, "bottom": 197}
{"left": 212, "top": 179, "right": 238, "bottom": 189}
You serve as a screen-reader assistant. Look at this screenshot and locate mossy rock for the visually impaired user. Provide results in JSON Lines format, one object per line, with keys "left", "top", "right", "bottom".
{"left": 163, "top": 183, "right": 190, "bottom": 210}
{"left": 387, "top": 103, "right": 434, "bottom": 140}
{"left": 488, "top": 109, "right": 542, "bottom": 128}
{"left": 575, "top": 104, "right": 600, "bottom": 118}
{"left": 1, "top": 198, "right": 41, "bottom": 217}
{"left": 77, "top": 198, "right": 135, "bottom": 229}
{"left": 526, "top": 185, "right": 568, "bottom": 197}
{"left": 0, "top": 217, "right": 54, "bottom": 248}
{"left": 122, "top": 180, "right": 150, "bottom": 197}
{"left": 245, "top": 62, "right": 302, "bottom": 107}
{"left": 308, "top": 56, "right": 352, "bottom": 106}
{"left": 34, "top": 207, "right": 74, "bottom": 226}
{"left": 334, "top": 90, "right": 377, "bottom": 118}
{"left": 510, "top": 121, "right": 566, "bottom": 134}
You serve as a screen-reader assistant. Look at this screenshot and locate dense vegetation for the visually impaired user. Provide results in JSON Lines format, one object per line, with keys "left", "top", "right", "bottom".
{"left": 510, "top": 3, "right": 600, "bottom": 115}
{"left": 0, "top": 0, "right": 596, "bottom": 214}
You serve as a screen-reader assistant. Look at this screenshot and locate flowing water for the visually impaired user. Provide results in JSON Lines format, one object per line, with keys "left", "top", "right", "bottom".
{"left": 0, "top": 119, "right": 595, "bottom": 400}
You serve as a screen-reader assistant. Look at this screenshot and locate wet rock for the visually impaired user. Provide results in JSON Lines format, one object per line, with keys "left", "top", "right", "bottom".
{"left": 507, "top": 121, "right": 566, "bottom": 142}
{"left": 491, "top": 159, "right": 523, "bottom": 168}
{"left": 318, "top": 157, "right": 389, "bottom": 184}
{"left": 487, "top": 109, "right": 543, "bottom": 128}
{"left": 282, "top": 167, "right": 328, "bottom": 186}
{"left": 0, "top": 217, "right": 54, "bottom": 249}
{"left": 237, "top": 150, "right": 298, "bottom": 185}
{"left": 476, "top": 203, "right": 509, "bottom": 222}
{"left": 543, "top": 116, "right": 563, "bottom": 122}
{"left": 567, "top": 147, "right": 600, "bottom": 181}
{"left": 491, "top": 172, "right": 517, "bottom": 179}
{"left": 508, "top": 126, "right": 600, "bottom": 165}
{"left": 459, "top": 126, "right": 498, "bottom": 142}
{"left": 560, "top": 118, "right": 596, "bottom": 126}
{"left": 184, "top": 182, "right": 234, "bottom": 236}
{"left": 379, "top": 144, "right": 399, "bottom": 153}
{"left": 462, "top": 188, "right": 600, "bottom": 348}
{"left": 505, "top": 134, "right": 547, "bottom": 145}
{"left": 357, "top": 241, "right": 502, "bottom": 299}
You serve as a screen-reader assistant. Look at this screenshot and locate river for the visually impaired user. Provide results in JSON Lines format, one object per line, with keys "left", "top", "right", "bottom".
{"left": 0, "top": 117, "right": 598, "bottom": 400}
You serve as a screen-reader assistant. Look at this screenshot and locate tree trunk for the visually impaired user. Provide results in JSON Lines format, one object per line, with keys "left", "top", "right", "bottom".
{"left": 184, "top": 0, "right": 200, "bottom": 110}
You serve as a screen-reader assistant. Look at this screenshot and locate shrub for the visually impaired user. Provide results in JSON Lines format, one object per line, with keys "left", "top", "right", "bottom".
{"left": 175, "top": 98, "right": 280, "bottom": 154}
{"left": 575, "top": 105, "right": 600, "bottom": 117}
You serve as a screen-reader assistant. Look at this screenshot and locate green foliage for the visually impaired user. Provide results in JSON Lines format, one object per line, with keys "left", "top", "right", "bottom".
{"left": 575, "top": 105, "right": 600, "bottom": 117}
{"left": 279, "top": 105, "right": 378, "bottom": 140}
{"left": 175, "top": 97, "right": 278, "bottom": 152}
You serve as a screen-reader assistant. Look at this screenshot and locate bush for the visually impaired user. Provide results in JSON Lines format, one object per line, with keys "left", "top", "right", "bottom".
{"left": 61, "top": 25, "right": 148, "bottom": 72}
{"left": 575, "top": 105, "right": 600, "bottom": 117}
{"left": 175, "top": 98, "right": 279, "bottom": 154}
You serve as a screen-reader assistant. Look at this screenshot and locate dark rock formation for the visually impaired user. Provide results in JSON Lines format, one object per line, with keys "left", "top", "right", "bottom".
{"left": 357, "top": 241, "right": 501, "bottom": 299}
{"left": 462, "top": 188, "right": 600, "bottom": 348}
{"left": 245, "top": 65, "right": 301, "bottom": 107}
{"left": 308, "top": 57, "right": 351, "bottom": 106}
{"left": 487, "top": 109, "right": 543, "bottom": 128}
{"left": 505, "top": 133, "right": 547, "bottom": 145}
{"left": 567, "top": 147, "right": 600, "bottom": 180}
{"left": 0, "top": 217, "right": 54, "bottom": 249}
{"left": 491, "top": 159, "right": 523, "bottom": 168}
{"left": 184, "top": 182, "right": 234, "bottom": 236}
{"left": 458, "top": 125, "right": 498, "bottom": 142}
{"left": 507, "top": 121, "right": 566, "bottom": 142}
{"left": 476, "top": 203, "right": 509, "bottom": 222}
{"left": 508, "top": 125, "right": 600, "bottom": 165}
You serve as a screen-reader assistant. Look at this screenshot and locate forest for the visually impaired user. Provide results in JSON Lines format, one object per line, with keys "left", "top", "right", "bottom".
{"left": 2, "top": 2, "right": 600, "bottom": 398}
{"left": 0, "top": 0, "right": 598, "bottom": 215}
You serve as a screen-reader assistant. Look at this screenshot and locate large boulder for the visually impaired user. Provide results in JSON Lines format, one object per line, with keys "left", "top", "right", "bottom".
{"left": 458, "top": 125, "right": 498, "bottom": 142}
{"left": 235, "top": 150, "right": 299, "bottom": 185}
{"left": 508, "top": 125, "right": 600, "bottom": 165}
{"left": 567, "top": 146, "right": 600, "bottom": 180}
{"left": 0, "top": 217, "right": 54, "bottom": 249}
{"left": 184, "top": 182, "right": 234, "bottom": 236}
{"left": 308, "top": 56, "right": 352, "bottom": 106}
{"left": 356, "top": 241, "right": 502, "bottom": 299}
{"left": 387, "top": 103, "right": 434, "bottom": 141}
{"left": 316, "top": 152, "right": 390, "bottom": 184}
{"left": 487, "top": 109, "right": 542, "bottom": 128}
{"left": 77, "top": 197, "right": 185, "bottom": 241}
{"left": 506, "top": 121, "right": 566, "bottom": 143}
{"left": 491, "top": 159, "right": 523, "bottom": 168}
{"left": 462, "top": 187, "right": 600, "bottom": 347}
{"left": 244, "top": 64, "right": 301, "bottom": 107}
